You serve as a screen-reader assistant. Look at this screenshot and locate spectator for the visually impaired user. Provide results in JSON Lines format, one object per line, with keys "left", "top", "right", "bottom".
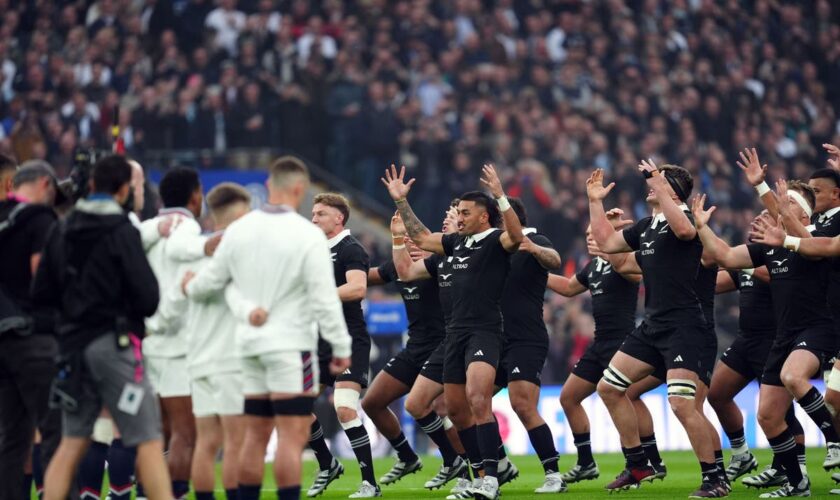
{"left": 205, "top": 0, "right": 246, "bottom": 57}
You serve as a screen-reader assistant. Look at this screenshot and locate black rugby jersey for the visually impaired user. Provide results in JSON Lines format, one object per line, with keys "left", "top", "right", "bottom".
{"left": 424, "top": 253, "right": 455, "bottom": 328}
{"left": 329, "top": 230, "right": 370, "bottom": 336}
{"left": 575, "top": 256, "right": 639, "bottom": 340}
{"left": 726, "top": 270, "right": 775, "bottom": 337}
{"left": 695, "top": 263, "right": 718, "bottom": 329}
{"left": 813, "top": 207, "right": 840, "bottom": 330}
{"left": 501, "top": 230, "right": 553, "bottom": 344}
{"left": 377, "top": 259, "right": 446, "bottom": 348}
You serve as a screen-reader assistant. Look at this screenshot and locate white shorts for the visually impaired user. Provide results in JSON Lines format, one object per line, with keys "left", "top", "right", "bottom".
{"left": 191, "top": 372, "right": 244, "bottom": 417}
{"left": 241, "top": 350, "right": 319, "bottom": 396}
{"left": 146, "top": 355, "right": 191, "bottom": 397}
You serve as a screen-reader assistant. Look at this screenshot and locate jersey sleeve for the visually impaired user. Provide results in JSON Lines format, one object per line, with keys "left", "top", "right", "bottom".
{"left": 530, "top": 233, "right": 555, "bottom": 250}
{"left": 746, "top": 243, "right": 768, "bottom": 267}
{"left": 441, "top": 233, "right": 458, "bottom": 256}
{"left": 377, "top": 259, "right": 397, "bottom": 284}
{"left": 575, "top": 261, "right": 591, "bottom": 288}
{"left": 622, "top": 217, "right": 650, "bottom": 251}
{"left": 728, "top": 270, "right": 741, "bottom": 289}
{"left": 340, "top": 243, "right": 370, "bottom": 273}
{"left": 424, "top": 254, "right": 440, "bottom": 278}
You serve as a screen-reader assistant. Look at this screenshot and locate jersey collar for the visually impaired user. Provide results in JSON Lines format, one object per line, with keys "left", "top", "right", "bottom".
{"left": 522, "top": 227, "right": 537, "bottom": 235}
{"left": 328, "top": 228, "right": 351, "bottom": 249}
{"left": 465, "top": 227, "right": 497, "bottom": 247}
{"left": 650, "top": 204, "right": 689, "bottom": 229}
{"left": 159, "top": 207, "right": 195, "bottom": 219}
{"left": 818, "top": 206, "right": 840, "bottom": 224}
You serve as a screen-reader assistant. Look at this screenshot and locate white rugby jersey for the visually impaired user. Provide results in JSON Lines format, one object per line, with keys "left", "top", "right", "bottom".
{"left": 186, "top": 205, "right": 352, "bottom": 358}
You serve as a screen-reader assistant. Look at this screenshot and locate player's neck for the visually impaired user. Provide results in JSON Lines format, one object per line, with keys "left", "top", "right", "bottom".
{"left": 325, "top": 226, "right": 346, "bottom": 240}
{"left": 267, "top": 191, "right": 300, "bottom": 210}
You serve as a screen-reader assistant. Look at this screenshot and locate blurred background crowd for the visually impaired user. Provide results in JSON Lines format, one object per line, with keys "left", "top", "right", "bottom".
{"left": 2, "top": 0, "right": 839, "bottom": 383}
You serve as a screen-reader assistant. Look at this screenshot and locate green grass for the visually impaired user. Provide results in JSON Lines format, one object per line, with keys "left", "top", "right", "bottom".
{"left": 71, "top": 449, "right": 840, "bottom": 499}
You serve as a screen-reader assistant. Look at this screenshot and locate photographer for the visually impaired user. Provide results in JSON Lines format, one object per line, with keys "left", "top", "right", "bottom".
{"left": 0, "top": 160, "right": 61, "bottom": 500}
{"left": 31, "top": 155, "right": 172, "bottom": 500}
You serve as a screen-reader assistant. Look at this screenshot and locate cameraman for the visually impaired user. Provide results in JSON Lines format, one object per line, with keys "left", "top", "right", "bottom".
{"left": 0, "top": 160, "right": 60, "bottom": 500}
{"left": 31, "top": 155, "right": 172, "bottom": 500}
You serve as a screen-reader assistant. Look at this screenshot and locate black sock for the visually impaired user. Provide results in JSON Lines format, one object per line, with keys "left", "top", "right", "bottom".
{"left": 107, "top": 439, "right": 137, "bottom": 499}
{"left": 458, "top": 426, "right": 483, "bottom": 478}
{"left": 195, "top": 493, "right": 215, "bottom": 500}
{"left": 700, "top": 461, "right": 717, "bottom": 483}
{"left": 24, "top": 473, "right": 33, "bottom": 499}
{"left": 786, "top": 405, "right": 804, "bottom": 435}
{"left": 714, "top": 449, "right": 725, "bottom": 481}
{"left": 528, "top": 424, "right": 560, "bottom": 473}
{"left": 798, "top": 387, "right": 840, "bottom": 442}
{"left": 625, "top": 445, "right": 646, "bottom": 468}
{"left": 172, "top": 480, "right": 190, "bottom": 499}
{"left": 498, "top": 442, "right": 507, "bottom": 460}
{"left": 387, "top": 431, "right": 419, "bottom": 464}
{"left": 309, "top": 420, "right": 335, "bottom": 471}
{"left": 32, "top": 443, "right": 44, "bottom": 498}
{"left": 573, "top": 432, "right": 594, "bottom": 466}
{"left": 277, "top": 486, "right": 301, "bottom": 500}
{"left": 135, "top": 484, "right": 145, "bottom": 499}
{"left": 77, "top": 441, "right": 108, "bottom": 498}
{"left": 768, "top": 428, "right": 803, "bottom": 486}
{"left": 344, "top": 423, "right": 377, "bottom": 485}
{"left": 416, "top": 412, "right": 458, "bottom": 466}
{"left": 796, "top": 442, "right": 806, "bottom": 465}
{"left": 640, "top": 433, "right": 662, "bottom": 466}
{"left": 225, "top": 488, "right": 238, "bottom": 500}
{"left": 476, "top": 421, "right": 501, "bottom": 478}
{"left": 238, "top": 484, "right": 262, "bottom": 500}
{"left": 725, "top": 427, "right": 747, "bottom": 454}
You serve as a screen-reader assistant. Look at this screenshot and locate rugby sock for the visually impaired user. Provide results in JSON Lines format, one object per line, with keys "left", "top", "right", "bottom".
{"left": 32, "top": 443, "right": 44, "bottom": 499}
{"left": 624, "top": 445, "right": 646, "bottom": 468}
{"left": 640, "top": 433, "right": 662, "bottom": 466}
{"left": 700, "top": 462, "right": 718, "bottom": 483}
{"left": 107, "top": 439, "right": 136, "bottom": 499}
{"left": 77, "top": 441, "right": 107, "bottom": 499}
{"left": 497, "top": 442, "right": 507, "bottom": 460}
{"left": 225, "top": 488, "right": 238, "bottom": 500}
{"left": 796, "top": 442, "right": 807, "bottom": 468}
{"left": 457, "top": 425, "right": 484, "bottom": 477}
{"left": 768, "top": 429, "right": 802, "bottom": 486}
{"left": 194, "top": 493, "right": 215, "bottom": 500}
{"left": 786, "top": 405, "right": 804, "bottom": 435}
{"left": 798, "top": 387, "right": 840, "bottom": 442}
{"left": 476, "top": 421, "right": 501, "bottom": 478}
{"left": 309, "top": 420, "right": 335, "bottom": 471}
{"left": 725, "top": 427, "right": 749, "bottom": 455}
{"left": 23, "top": 474, "right": 33, "bottom": 499}
{"left": 714, "top": 449, "right": 725, "bottom": 481}
{"left": 572, "top": 432, "right": 594, "bottom": 466}
{"left": 172, "top": 480, "right": 190, "bottom": 499}
{"left": 238, "top": 483, "right": 261, "bottom": 500}
{"left": 277, "top": 486, "right": 301, "bottom": 500}
{"left": 387, "top": 431, "right": 419, "bottom": 464}
{"left": 344, "top": 423, "right": 377, "bottom": 485}
{"left": 528, "top": 424, "right": 560, "bottom": 473}
{"left": 416, "top": 412, "right": 458, "bottom": 466}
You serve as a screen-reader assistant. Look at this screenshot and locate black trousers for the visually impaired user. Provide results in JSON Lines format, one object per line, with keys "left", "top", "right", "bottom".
{"left": 0, "top": 334, "right": 61, "bottom": 500}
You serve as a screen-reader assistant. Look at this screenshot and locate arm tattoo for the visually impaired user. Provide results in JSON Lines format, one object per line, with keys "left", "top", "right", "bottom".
{"left": 395, "top": 199, "right": 431, "bottom": 239}
{"left": 532, "top": 245, "right": 561, "bottom": 270}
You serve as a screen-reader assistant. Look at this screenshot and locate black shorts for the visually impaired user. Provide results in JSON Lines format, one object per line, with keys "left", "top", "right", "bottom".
{"left": 619, "top": 322, "right": 712, "bottom": 384}
{"left": 720, "top": 332, "right": 774, "bottom": 381}
{"left": 572, "top": 337, "right": 625, "bottom": 385}
{"left": 382, "top": 341, "right": 439, "bottom": 387}
{"left": 761, "top": 327, "right": 835, "bottom": 387}
{"left": 443, "top": 330, "right": 501, "bottom": 385}
{"left": 420, "top": 342, "right": 446, "bottom": 385}
{"left": 495, "top": 342, "right": 548, "bottom": 387}
{"left": 697, "top": 326, "right": 718, "bottom": 387}
{"left": 318, "top": 333, "right": 371, "bottom": 388}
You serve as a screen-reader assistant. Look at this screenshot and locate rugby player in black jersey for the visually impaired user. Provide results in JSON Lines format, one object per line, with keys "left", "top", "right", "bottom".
{"left": 308, "top": 193, "right": 379, "bottom": 499}
{"left": 549, "top": 210, "right": 640, "bottom": 484}
{"left": 587, "top": 161, "right": 725, "bottom": 498}
{"left": 493, "top": 198, "right": 565, "bottom": 494}
{"left": 696, "top": 181, "right": 840, "bottom": 498}
{"left": 382, "top": 164, "right": 523, "bottom": 500}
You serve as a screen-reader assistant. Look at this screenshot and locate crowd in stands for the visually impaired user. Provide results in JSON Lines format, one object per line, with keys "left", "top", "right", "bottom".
{"left": 2, "top": 0, "right": 839, "bottom": 383}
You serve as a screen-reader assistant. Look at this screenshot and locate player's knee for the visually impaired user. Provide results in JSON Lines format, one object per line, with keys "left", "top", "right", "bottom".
{"left": 666, "top": 378, "right": 697, "bottom": 419}
{"left": 780, "top": 370, "right": 806, "bottom": 394}
{"left": 334, "top": 387, "right": 361, "bottom": 424}
{"left": 596, "top": 379, "right": 623, "bottom": 403}
{"left": 826, "top": 390, "right": 840, "bottom": 417}
{"left": 466, "top": 390, "right": 491, "bottom": 416}
{"left": 360, "top": 395, "right": 378, "bottom": 415}
{"left": 757, "top": 408, "right": 783, "bottom": 435}
{"left": 404, "top": 396, "right": 428, "bottom": 420}
{"left": 510, "top": 393, "right": 536, "bottom": 420}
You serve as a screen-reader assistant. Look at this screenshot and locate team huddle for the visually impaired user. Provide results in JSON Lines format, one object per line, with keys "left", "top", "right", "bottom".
{"left": 36, "top": 145, "right": 840, "bottom": 500}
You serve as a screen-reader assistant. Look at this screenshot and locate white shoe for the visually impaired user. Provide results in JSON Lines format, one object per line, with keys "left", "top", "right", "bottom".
{"left": 424, "top": 457, "right": 467, "bottom": 489}
{"left": 497, "top": 458, "right": 519, "bottom": 486}
{"left": 447, "top": 478, "right": 480, "bottom": 499}
{"left": 535, "top": 472, "right": 567, "bottom": 493}
{"left": 307, "top": 459, "right": 345, "bottom": 497}
{"left": 758, "top": 477, "right": 810, "bottom": 497}
{"left": 348, "top": 480, "right": 381, "bottom": 498}
{"left": 825, "top": 442, "right": 840, "bottom": 470}
{"left": 473, "top": 476, "right": 500, "bottom": 500}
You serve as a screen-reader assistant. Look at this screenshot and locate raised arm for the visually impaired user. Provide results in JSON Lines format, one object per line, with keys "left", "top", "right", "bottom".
{"left": 546, "top": 274, "right": 587, "bottom": 297}
{"left": 587, "top": 169, "right": 633, "bottom": 253}
{"left": 692, "top": 194, "right": 754, "bottom": 269}
{"left": 382, "top": 164, "right": 445, "bottom": 254}
{"left": 519, "top": 235, "right": 561, "bottom": 270}
{"left": 737, "top": 147, "right": 780, "bottom": 219}
{"left": 479, "top": 164, "right": 523, "bottom": 252}
{"left": 638, "top": 159, "right": 695, "bottom": 240}
{"left": 390, "top": 213, "right": 433, "bottom": 281}
{"left": 751, "top": 213, "right": 840, "bottom": 258}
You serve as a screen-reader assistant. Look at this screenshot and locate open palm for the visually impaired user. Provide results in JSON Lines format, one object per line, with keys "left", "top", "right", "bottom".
{"left": 381, "top": 164, "right": 416, "bottom": 201}
{"left": 691, "top": 194, "right": 716, "bottom": 229}
{"left": 736, "top": 148, "right": 767, "bottom": 186}
{"left": 586, "top": 169, "right": 615, "bottom": 201}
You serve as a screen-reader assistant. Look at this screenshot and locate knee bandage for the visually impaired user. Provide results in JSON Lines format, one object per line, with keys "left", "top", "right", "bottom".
{"left": 442, "top": 416, "right": 454, "bottom": 431}
{"left": 602, "top": 364, "right": 632, "bottom": 392}
{"left": 667, "top": 379, "right": 697, "bottom": 400}
{"left": 334, "top": 388, "right": 363, "bottom": 429}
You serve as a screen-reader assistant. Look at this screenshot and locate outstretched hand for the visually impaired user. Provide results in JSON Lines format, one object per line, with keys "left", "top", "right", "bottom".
{"left": 586, "top": 169, "right": 615, "bottom": 202}
{"left": 736, "top": 148, "right": 767, "bottom": 187}
{"left": 638, "top": 159, "right": 666, "bottom": 189}
{"left": 774, "top": 179, "right": 792, "bottom": 216}
{"left": 479, "top": 164, "right": 504, "bottom": 198}
{"left": 381, "top": 164, "right": 416, "bottom": 201}
{"left": 824, "top": 143, "right": 840, "bottom": 170}
{"left": 749, "top": 213, "right": 786, "bottom": 247}
{"left": 606, "top": 207, "right": 634, "bottom": 230}
{"left": 691, "top": 194, "right": 716, "bottom": 229}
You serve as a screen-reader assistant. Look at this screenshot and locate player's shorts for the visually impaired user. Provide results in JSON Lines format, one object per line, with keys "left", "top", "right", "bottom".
{"left": 495, "top": 342, "right": 548, "bottom": 387}
{"left": 419, "top": 342, "right": 445, "bottom": 385}
{"left": 383, "top": 341, "right": 440, "bottom": 387}
{"left": 697, "top": 326, "right": 718, "bottom": 387}
{"left": 241, "top": 350, "right": 319, "bottom": 395}
{"left": 619, "top": 322, "right": 711, "bottom": 384}
{"left": 762, "top": 327, "right": 835, "bottom": 387}
{"left": 191, "top": 372, "right": 244, "bottom": 417}
{"left": 572, "top": 337, "right": 626, "bottom": 385}
{"left": 145, "top": 354, "right": 191, "bottom": 397}
{"left": 443, "top": 329, "right": 501, "bottom": 385}
{"left": 720, "top": 332, "right": 775, "bottom": 381}
{"left": 64, "top": 334, "right": 161, "bottom": 447}
{"left": 319, "top": 333, "right": 371, "bottom": 388}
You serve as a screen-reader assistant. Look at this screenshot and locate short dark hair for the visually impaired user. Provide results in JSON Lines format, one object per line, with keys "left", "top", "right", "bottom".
{"left": 269, "top": 155, "right": 309, "bottom": 187}
{"left": 509, "top": 197, "right": 527, "bottom": 226}
{"left": 460, "top": 191, "right": 501, "bottom": 228}
{"left": 788, "top": 180, "right": 816, "bottom": 210}
{"left": 92, "top": 155, "right": 132, "bottom": 195}
{"left": 809, "top": 168, "right": 840, "bottom": 188}
{"left": 659, "top": 164, "right": 694, "bottom": 202}
{"left": 206, "top": 182, "right": 250, "bottom": 213}
{"left": 449, "top": 198, "right": 460, "bottom": 208}
{"left": 0, "top": 153, "right": 16, "bottom": 175}
{"left": 313, "top": 192, "right": 350, "bottom": 224}
{"left": 159, "top": 167, "right": 201, "bottom": 208}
